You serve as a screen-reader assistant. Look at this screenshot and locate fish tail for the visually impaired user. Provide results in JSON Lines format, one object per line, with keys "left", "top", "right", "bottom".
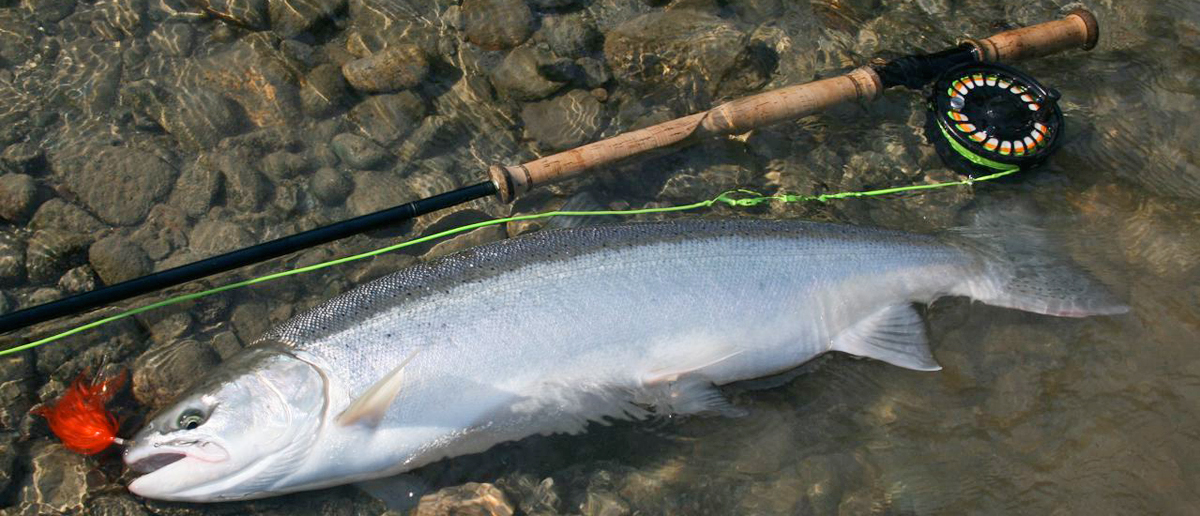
{"left": 941, "top": 215, "right": 1130, "bottom": 318}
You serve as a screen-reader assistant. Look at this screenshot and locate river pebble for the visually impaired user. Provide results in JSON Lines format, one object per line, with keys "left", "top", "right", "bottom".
{"left": 56, "top": 265, "right": 95, "bottom": 293}
{"left": 268, "top": 0, "right": 341, "bottom": 39}
{"left": 331, "top": 133, "right": 389, "bottom": 170}
{"left": 17, "top": 441, "right": 103, "bottom": 513}
{"left": 25, "top": 229, "right": 90, "bottom": 283}
{"left": 348, "top": 91, "right": 427, "bottom": 146}
{"left": 63, "top": 147, "right": 176, "bottom": 226}
{"left": 131, "top": 339, "right": 221, "bottom": 408}
{"left": 521, "top": 89, "right": 604, "bottom": 151}
{"left": 0, "top": 173, "right": 39, "bottom": 222}
{"left": 310, "top": 167, "right": 353, "bottom": 206}
{"left": 28, "top": 199, "right": 105, "bottom": 234}
{"left": 342, "top": 44, "right": 429, "bottom": 93}
{"left": 88, "top": 234, "right": 151, "bottom": 285}
{"left": 463, "top": 0, "right": 534, "bottom": 51}
{"left": 415, "top": 482, "right": 515, "bottom": 516}
{"left": 189, "top": 218, "right": 256, "bottom": 257}
{"left": 489, "top": 45, "right": 566, "bottom": 101}
{"left": 300, "top": 63, "right": 353, "bottom": 118}
{"left": 0, "top": 231, "right": 25, "bottom": 284}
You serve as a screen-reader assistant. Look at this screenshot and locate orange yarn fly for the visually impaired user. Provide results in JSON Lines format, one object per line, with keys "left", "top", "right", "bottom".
{"left": 33, "top": 369, "right": 128, "bottom": 455}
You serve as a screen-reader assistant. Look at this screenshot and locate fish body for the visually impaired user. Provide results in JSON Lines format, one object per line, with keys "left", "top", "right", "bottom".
{"left": 123, "top": 219, "right": 1126, "bottom": 501}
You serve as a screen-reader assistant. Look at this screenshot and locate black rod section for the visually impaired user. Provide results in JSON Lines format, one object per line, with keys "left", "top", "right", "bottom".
{"left": 872, "top": 46, "right": 979, "bottom": 90}
{"left": 0, "top": 181, "right": 499, "bottom": 335}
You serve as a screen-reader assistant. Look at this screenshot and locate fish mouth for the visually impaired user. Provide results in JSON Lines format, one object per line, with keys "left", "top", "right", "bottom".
{"left": 129, "top": 452, "right": 186, "bottom": 474}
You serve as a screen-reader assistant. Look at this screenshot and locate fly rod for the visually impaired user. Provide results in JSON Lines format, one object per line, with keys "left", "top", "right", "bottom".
{"left": 0, "top": 9, "right": 1098, "bottom": 336}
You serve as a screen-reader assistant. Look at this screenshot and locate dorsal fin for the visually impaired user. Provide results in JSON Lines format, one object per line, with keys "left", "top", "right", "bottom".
{"left": 337, "top": 351, "right": 419, "bottom": 428}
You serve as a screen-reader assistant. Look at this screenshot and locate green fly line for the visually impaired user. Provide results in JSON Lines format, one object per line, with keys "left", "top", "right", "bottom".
{"left": 0, "top": 167, "right": 1017, "bottom": 357}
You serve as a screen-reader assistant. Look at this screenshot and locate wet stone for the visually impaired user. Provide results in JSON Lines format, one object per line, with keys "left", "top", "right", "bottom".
{"left": 165, "top": 87, "right": 245, "bottom": 151}
{"left": 462, "top": 0, "right": 533, "bottom": 51}
{"left": 0, "top": 232, "right": 26, "bottom": 285}
{"left": 132, "top": 339, "right": 221, "bottom": 408}
{"left": 310, "top": 167, "right": 353, "bottom": 205}
{"left": 190, "top": 218, "right": 255, "bottom": 257}
{"left": 300, "top": 64, "right": 353, "bottom": 118}
{"left": 415, "top": 482, "right": 515, "bottom": 516}
{"left": 22, "top": 0, "right": 75, "bottom": 24}
{"left": 64, "top": 147, "right": 176, "bottom": 226}
{"left": 577, "top": 57, "right": 610, "bottom": 88}
{"left": 260, "top": 150, "right": 310, "bottom": 180}
{"left": 0, "top": 353, "right": 32, "bottom": 430}
{"left": 88, "top": 234, "right": 151, "bottom": 285}
{"left": 148, "top": 22, "right": 196, "bottom": 57}
{"left": 210, "top": 329, "right": 243, "bottom": 360}
{"left": 425, "top": 224, "right": 506, "bottom": 260}
{"left": 342, "top": 45, "right": 429, "bottom": 93}
{"left": 29, "top": 199, "right": 105, "bottom": 234}
{"left": 198, "top": 0, "right": 269, "bottom": 29}
{"left": 169, "top": 163, "right": 222, "bottom": 219}
{"left": 1, "top": 142, "right": 46, "bottom": 175}
{"left": 57, "top": 265, "right": 96, "bottom": 294}
{"left": 28, "top": 287, "right": 62, "bottom": 306}
{"left": 230, "top": 301, "right": 270, "bottom": 344}
{"left": 25, "top": 229, "right": 90, "bottom": 283}
{"left": 100, "top": 0, "right": 148, "bottom": 39}
{"left": 604, "top": 10, "right": 773, "bottom": 98}
{"left": 0, "top": 432, "right": 16, "bottom": 494}
{"left": 214, "top": 151, "right": 270, "bottom": 212}
{"left": 538, "top": 12, "right": 602, "bottom": 58}
{"left": 268, "top": 0, "right": 343, "bottom": 39}
{"left": 489, "top": 46, "right": 566, "bottom": 101}
{"left": 348, "top": 91, "right": 427, "bottom": 146}
{"left": 347, "top": 171, "right": 409, "bottom": 216}
{"left": 18, "top": 441, "right": 103, "bottom": 513}
{"left": 521, "top": 89, "right": 604, "bottom": 151}
{"left": 332, "top": 133, "right": 389, "bottom": 170}
{"left": 0, "top": 173, "right": 38, "bottom": 222}
{"left": 88, "top": 495, "right": 150, "bottom": 516}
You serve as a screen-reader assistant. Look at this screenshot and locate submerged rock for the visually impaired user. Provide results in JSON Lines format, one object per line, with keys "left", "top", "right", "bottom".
{"left": 331, "top": 133, "right": 389, "bottom": 170}
{"left": 341, "top": 44, "right": 429, "bottom": 93}
{"left": 462, "top": 0, "right": 533, "bottom": 51}
{"left": 268, "top": 0, "right": 344, "bottom": 39}
{"left": 88, "top": 234, "right": 151, "bottom": 285}
{"left": 63, "top": 147, "right": 176, "bottom": 226}
{"left": 131, "top": 339, "right": 221, "bottom": 408}
{"left": 0, "top": 173, "right": 38, "bottom": 222}
{"left": 489, "top": 46, "right": 566, "bottom": 101}
{"left": 604, "top": 10, "right": 774, "bottom": 99}
{"left": 148, "top": 23, "right": 196, "bottom": 57}
{"left": 197, "top": 0, "right": 269, "bottom": 29}
{"left": 29, "top": 199, "right": 106, "bottom": 234}
{"left": 310, "top": 167, "right": 353, "bottom": 205}
{"left": 415, "top": 483, "right": 515, "bottom": 516}
{"left": 300, "top": 63, "right": 353, "bottom": 118}
{"left": 25, "top": 229, "right": 90, "bottom": 283}
{"left": 18, "top": 441, "right": 104, "bottom": 513}
{"left": 0, "top": 232, "right": 24, "bottom": 284}
{"left": 521, "top": 89, "right": 604, "bottom": 151}
{"left": 348, "top": 91, "right": 427, "bottom": 146}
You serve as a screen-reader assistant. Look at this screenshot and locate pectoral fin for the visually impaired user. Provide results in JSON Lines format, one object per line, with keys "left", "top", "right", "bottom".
{"left": 641, "top": 346, "right": 746, "bottom": 418}
{"left": 831, "top": 304, "right": 940, "bottom": 371}
{"left": 337, "top": 351, "right": 419, "bottom": 428}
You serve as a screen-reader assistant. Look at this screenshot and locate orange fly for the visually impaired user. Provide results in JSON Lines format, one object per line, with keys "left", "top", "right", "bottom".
{"left": 33, "top": 369, "right": 128, "bottom": 455}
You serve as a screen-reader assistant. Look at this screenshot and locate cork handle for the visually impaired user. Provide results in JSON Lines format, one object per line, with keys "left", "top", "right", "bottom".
{"left": 967, "top": 9, "right": 1099, "bottom": 63}
{"left": 491, "top": 68, "right": 882, "bottom": 201}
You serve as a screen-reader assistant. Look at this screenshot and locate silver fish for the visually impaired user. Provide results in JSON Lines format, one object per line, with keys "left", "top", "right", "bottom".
{"left": 122, "top": 219, "right": 1126, "bottom": 501}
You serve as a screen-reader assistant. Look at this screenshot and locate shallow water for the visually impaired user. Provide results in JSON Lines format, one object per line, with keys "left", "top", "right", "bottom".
{"left": 0, "top": 0, "right": 1197, "bottom": 514}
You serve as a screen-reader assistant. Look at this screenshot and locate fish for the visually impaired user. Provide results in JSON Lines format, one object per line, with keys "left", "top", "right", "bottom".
{"left": 121, "top": 218, "right": 1127, "bottom": 501}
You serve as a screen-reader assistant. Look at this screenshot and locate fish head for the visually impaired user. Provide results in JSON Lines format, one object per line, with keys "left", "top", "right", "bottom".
{"left": 124, "top": 344, "right": 327, "bottom": 502}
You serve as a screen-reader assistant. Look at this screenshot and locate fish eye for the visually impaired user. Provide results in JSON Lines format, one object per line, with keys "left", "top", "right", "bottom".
{"left": 177, "top": 408, "right": 206, "bottom": 430}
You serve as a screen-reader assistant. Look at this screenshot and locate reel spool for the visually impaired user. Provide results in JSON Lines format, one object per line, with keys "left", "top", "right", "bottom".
{"left": 925, "top": 62, "right": 1064, "bottom": 175}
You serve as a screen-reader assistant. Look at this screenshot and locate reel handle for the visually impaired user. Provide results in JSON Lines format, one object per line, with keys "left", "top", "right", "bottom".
{"left": 965, "top": 9, "right": 1099, "bottom": 63}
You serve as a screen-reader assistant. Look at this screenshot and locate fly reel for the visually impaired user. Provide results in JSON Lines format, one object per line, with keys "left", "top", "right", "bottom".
{"left": 925, "top": 62, "right": 1064, "bottom": 175}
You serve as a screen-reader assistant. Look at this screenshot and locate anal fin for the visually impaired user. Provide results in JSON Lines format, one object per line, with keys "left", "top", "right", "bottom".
{"left": 831, "top": 304, "right": 940, "bottom": 371}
